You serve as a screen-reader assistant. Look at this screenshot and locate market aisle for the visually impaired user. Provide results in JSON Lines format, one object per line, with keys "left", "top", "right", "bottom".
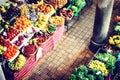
{"left": 23, "top": 4, "right": 95, "bottom": 80}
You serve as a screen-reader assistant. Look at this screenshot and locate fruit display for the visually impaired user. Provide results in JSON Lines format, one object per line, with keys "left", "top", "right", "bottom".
{"left": 0, "top": 39, "right": 12, "bottom": 48}
{"left": 22, "top": 44, "right": 37, "bottom": 56}
{"left": 59, "top": 8, "right": 73, "bottom": 21}
{"left": 37, "top": 4, "right": 55, "bottom": 14}
{"left": 95, "top": 52, "right": 116, "bottom": 74}
{"left": 26, "top": 0, "right": 43, "bottom": 4}
{"left": 13, "top": 35, "right": 25, "bottom": 47}
{"left": 47, "top": 24, "right": 56, "bottom": 34}
{"left": 68, "top": 0, "right": 86, "bottom": 16}
{"left": 88, "top": 60, "right": 108, "bottom": 76}
{"left": 49, "top": 16, "right": 64, "bottom": 26}
{"left": 8, "top": 54, "right": 26, "bottom": 71}
{"left": 114, "top": 22, "right": 120, "bottom": 35}
{"left": 0, "top": 45, "right": 7, "bottom": 54}
{"left": 13, "top": 27, "right": 36, "bottom": 48}
{"left": 1, "top": 28, "right": 20, "bottom": 41}
{"left": 0, "top": 19, "right": 11, "bottom": 29}
{"left": 69, "top": 65, "right": 104, "bottom": 80}
{"left": 29, "top": 31, "right": 49, "bottom": 46}
{"left": 13, "top": 16, "right": 31, "bottom": 31}
{"left": 108, "top": 35, "right": 120, "bottom": 48}
{"left": 34, "top": 14, "right": 47, "bottom": 30}
{"left": 3, "top": 45, "right": 18, "bottom": 60}
{"left": 19, "top": 5, "right": 29, "bottom": 16}
{"left": 0, "top": 4, "right": 21, "bottom": 24}
{"left": 114, "top": 16, "right": 120, "bottom": 23}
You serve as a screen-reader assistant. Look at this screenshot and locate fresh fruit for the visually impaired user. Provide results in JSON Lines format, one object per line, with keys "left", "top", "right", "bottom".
{"left": 1, "top": 28, "right": 20, "bottom": 41}
{"left": 95, "top": 52, "right": 116, "bottom": 74}
{"left": 8, "top": 54, "right": 26, "bottom": 71}
{"left": 13, "top": 35, "right": 25, "bottom": 46}
{"left": 59, "top": 8, "right": 73, "bottom": 21}
{"left": 49, "top": 16, "right": 65, "bottom": 26}
{"left": 0, "top": 39, "right": 12, "bottom": 48}
{"left": 22, "top": 44, "right": 37, "bottom": 56}
{"left": 34, "top": 14, "right": 47, "bottom": 30}
{"left": 47, "top": 24, "right": 56, "bottom": 34}
{"left": 71, "top": 5, "right": 78, "bottom": 12}
{"left": 30, "top": 31, "right": 49, "bottom": 45}
{"left": 0, "top": 45, "right": 7, "bottom": 54}
{"left": 37, "top": 4, "right": 54, "bottom": 14}
{"left": 13, "top": 16, "right": 31, "bottom": 31}
{"left": 89, "top": 60, "right": 108, "bottom": 76}
{"left": 3, "top": 45, "right": 18, "bottom": 60}
{"left": 108, "top": 35, "right": 120, "bottom": 48}
{"left": 19, "top": 5, "right": 29, "bottom": 16}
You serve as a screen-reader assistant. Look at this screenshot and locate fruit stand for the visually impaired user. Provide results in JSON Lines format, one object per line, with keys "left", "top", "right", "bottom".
{"left": 0, "top": 0, "right": 65, "bottom": 80}
{"left": 0, "top": 0, "right": 91, "bottom": 80}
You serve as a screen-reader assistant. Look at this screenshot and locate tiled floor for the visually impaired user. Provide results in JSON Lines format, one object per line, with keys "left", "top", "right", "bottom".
{"left": 23, "top": 4, "right": 95, "bottom": 80}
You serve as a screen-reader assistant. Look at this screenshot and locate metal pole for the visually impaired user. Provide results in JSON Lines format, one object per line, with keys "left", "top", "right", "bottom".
{"left": 89, "top": 0, "right": 114, "bottom": 53}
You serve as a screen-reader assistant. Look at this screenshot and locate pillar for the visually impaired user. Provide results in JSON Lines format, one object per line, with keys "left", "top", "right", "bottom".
{"left": 89, "top": 0, "right": 114, "bottom": 53}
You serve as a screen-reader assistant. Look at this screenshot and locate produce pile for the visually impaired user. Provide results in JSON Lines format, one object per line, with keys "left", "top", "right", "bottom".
{"left": 59, "top": 8, "right": 73, "bottom": 21}
{"left": 68, "top": 0, "right": 86, "bottom": 16}
{"left": 95, "top": 52, "right": 116, "bottom": 74}
{"left": 13, "top": 16, "right": 31, "bottom": 31}
{"left": 3, "top": 45, "right": 18, "bottom": 60}
{"left": 29, "top": 31, "right": 50, "bottom": 46}
{"left": 1, "top": 28, "right": 20, "bottom": 41}
{"left": 69, "top": 65, "right": 104, "bottom": 80}
{"left": 0, "top": 0, "right": 65, "bottom": 72}
{"left": 69, "top": 48, "right": 119, "bottom": 80}
{"left": 88, "top": 60, "right": 108, "bottom": 76}
{"left": 22, "top": 44, "right": 37, "bottom": 56}
{"left": 108, "top": 16, "right": 120, "bottom": 49}
{"left": 49, "top": 16, "right": 65, "bottom": 26}
{"left": 8, "top": 54, "right": 26, "bottom": 71}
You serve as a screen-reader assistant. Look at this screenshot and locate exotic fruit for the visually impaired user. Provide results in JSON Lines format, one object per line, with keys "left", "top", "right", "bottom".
{"left": 8, "top": 54, "right": 26, "bottom": 71}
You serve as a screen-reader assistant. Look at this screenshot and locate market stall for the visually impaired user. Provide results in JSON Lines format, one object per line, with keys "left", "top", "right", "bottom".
{"left": 0, "top": 0, "right": 90, "bottom": 80}
{"left": 0, "top": 0, "right": 65, "bottom": 80}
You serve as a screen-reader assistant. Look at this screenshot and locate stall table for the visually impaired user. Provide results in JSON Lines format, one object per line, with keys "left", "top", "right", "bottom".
{"left": 14, "top": 25, "right": 64, "bottom": 80}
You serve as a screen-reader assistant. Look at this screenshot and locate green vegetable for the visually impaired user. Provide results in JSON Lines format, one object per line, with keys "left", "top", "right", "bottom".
{"left": 73, "top": 68, "right": 78, "bottom": 74}
{"left": 82, "top": 78, "right": 89, "bottom": 80}
{"left": 87, "top": 74, "right": 95, "bottom": 80}
{"left": 77, "top": 65, "right": 88, "bottom": 76}
{"left": 77, "top": 72, "right": 84, "bottom": 79}
{"left": 95, "top": 52, "right": 116, "bottom": 74}
{"left": 69, "top": 74, "right": 76, "bottom": 80}
{"left": 97, "top": 74, "right": 104, "bottom": 80}
{"left": 71, "top": 5, "right": 78, "bottom": 12}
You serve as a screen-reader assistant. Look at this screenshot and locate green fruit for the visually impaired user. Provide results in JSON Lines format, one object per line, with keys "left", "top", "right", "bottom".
{"left": 4, "top": 24, "right": 9, "bottom": 29}
{"left": 34, "top": 22, "right": 38, "bottom": 27}
{"left": 71, "top": 5, "right": 78, "bottom": 12}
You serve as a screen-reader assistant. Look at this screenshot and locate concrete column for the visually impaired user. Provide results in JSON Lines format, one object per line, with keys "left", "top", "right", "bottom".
{"left": 89, "top": 0, "right": 114, "bottom": 53}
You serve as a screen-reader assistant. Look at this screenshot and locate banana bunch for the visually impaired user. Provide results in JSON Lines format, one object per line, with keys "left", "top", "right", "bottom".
{"left": 89, "top": 60, "right": 108, "bottom": 76}
{"left": 19, "top": 5, "right": 29, "bottom": 16}
{"left": 8, "top": 54, "right": 26, "bottom": 71}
